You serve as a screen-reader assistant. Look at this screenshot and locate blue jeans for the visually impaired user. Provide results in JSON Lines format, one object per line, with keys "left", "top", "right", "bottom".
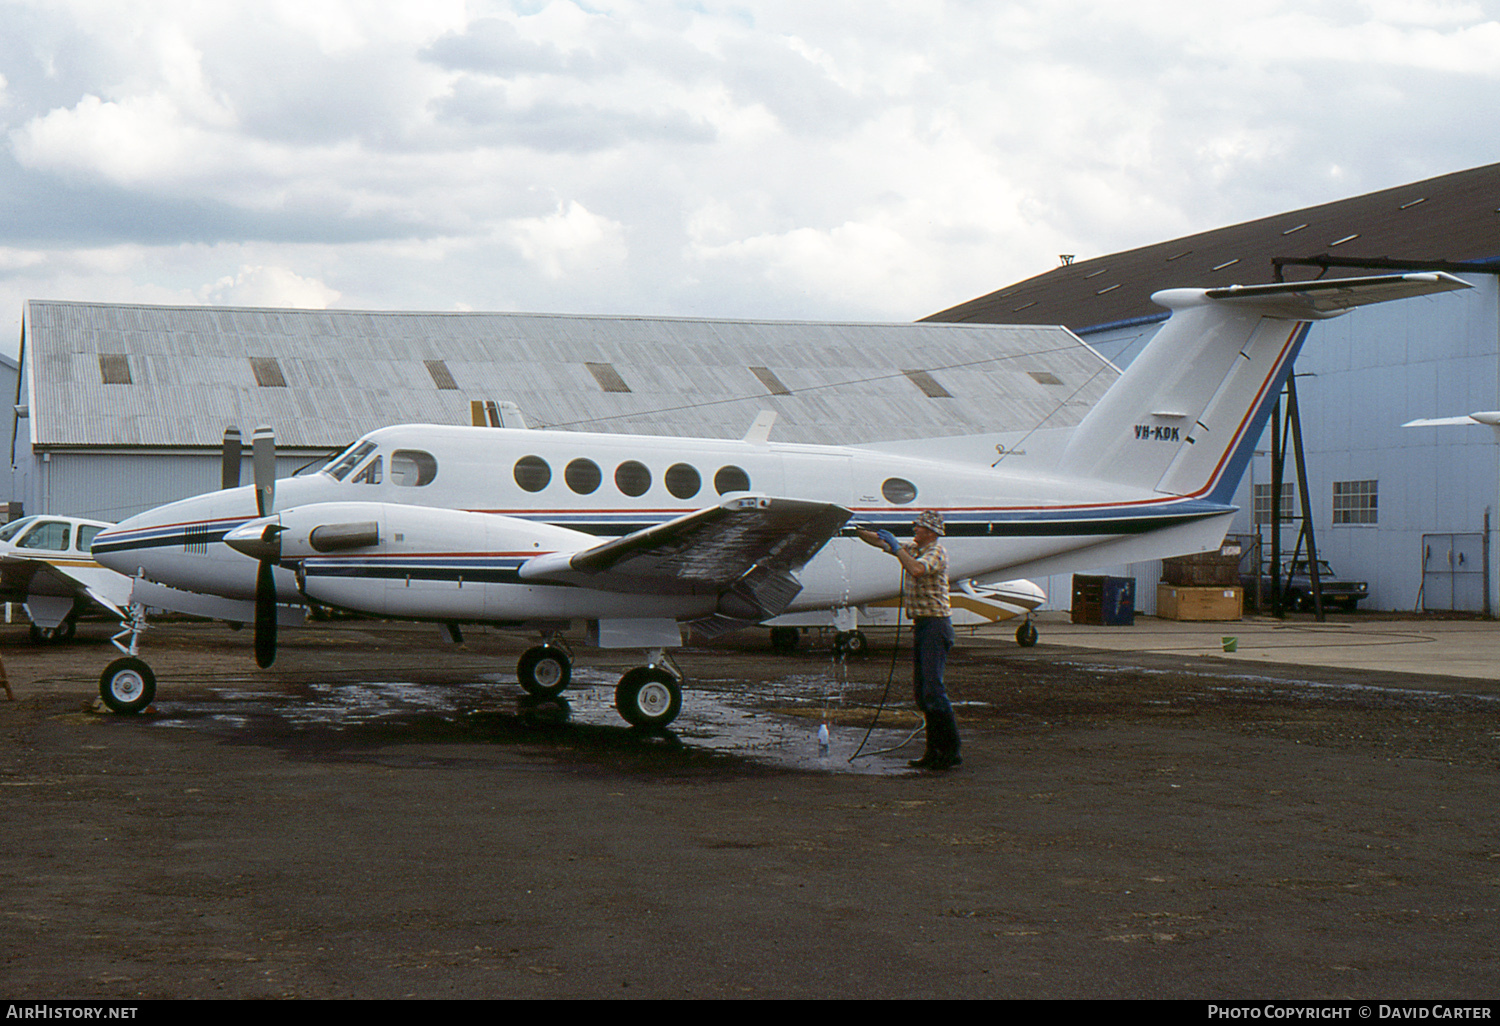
{"left": 912, "top": 616, "right": 959, "bottom": 758}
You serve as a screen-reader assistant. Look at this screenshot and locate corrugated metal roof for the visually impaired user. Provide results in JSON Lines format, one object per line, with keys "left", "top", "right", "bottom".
{"left": 927, "top": 161, "right": 1500, "bottom": 331}
{"left": 23, "top": 303, "right": 1116, "bottom": 450}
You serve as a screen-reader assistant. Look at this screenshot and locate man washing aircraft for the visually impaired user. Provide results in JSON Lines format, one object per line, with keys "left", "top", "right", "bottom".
{"left": 858, "top": 511, "right": 961, "bottom": 771}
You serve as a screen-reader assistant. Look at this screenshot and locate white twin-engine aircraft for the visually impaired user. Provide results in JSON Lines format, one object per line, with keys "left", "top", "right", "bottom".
{"left": 90, "top": 273, "right": 1470, "bottom": 727}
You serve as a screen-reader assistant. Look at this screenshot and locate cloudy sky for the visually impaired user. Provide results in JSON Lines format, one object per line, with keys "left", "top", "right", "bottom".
{"left": 1, "top": 0, "right": 1498, "bottom": 358}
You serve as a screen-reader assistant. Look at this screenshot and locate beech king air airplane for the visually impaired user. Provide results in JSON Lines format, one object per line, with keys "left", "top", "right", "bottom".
{"left": 90, "top": 273, "right": 1470, "bottom": 727}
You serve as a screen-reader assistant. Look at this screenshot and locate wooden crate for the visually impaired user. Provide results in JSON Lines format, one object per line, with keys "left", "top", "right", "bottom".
{"left": 1157, "top": 584, "right": 1243, "bottom": 621}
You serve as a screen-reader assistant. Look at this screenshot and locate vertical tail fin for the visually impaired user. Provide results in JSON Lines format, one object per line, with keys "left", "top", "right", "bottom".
{"left": 1058, "top": 273, "right": 1471, "bottom": 503}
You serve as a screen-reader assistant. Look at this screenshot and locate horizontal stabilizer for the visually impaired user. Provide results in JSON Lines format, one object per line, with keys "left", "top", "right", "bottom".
{"left": 1161, "top": 271, "right": 1471, "bottom": 321}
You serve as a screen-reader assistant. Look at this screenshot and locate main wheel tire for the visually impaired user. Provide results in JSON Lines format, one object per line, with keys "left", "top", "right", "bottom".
{"left": 32, "top": 618, "right": 78, "bottom": 644}
{"left": 615, "top": 667, "right": 682, "bottom": 730}
{"left": 517, "top": 646, "right": 571, "bottom": 698}
{"left": 834, "top": 630, "right": 868, "bottom": 659}
{"left": 1016, "top": 621, "right": 1039, "bottom": 647}
{"left": 100, "top": 657, "right": 156, "bottom": 715}
{"left": 769, "top": 626, "right": 800, "bottom": 653}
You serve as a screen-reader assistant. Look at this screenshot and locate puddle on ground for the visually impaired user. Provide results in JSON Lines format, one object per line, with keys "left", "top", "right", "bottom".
{"left": 147, "top": 665, "right": 921, "bottom": 775}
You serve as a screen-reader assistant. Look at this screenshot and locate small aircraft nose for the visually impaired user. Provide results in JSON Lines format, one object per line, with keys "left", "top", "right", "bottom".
{"left": 223, "top": 518, "right": 282, "bottom": 562}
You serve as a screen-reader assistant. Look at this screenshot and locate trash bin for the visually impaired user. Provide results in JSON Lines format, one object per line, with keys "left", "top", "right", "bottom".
{"left": 1071, "top": 575, "right": 1136, "bottom": 626}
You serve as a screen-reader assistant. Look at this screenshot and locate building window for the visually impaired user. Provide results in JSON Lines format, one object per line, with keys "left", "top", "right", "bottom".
{"left": 1253, "top": 483, "right": 1295, "bottom": 525}
{"left": 1332, "top": 480, "right": 1378, "bottom": 525}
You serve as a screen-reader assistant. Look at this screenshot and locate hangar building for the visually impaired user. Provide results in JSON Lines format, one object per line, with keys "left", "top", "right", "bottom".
{"left": 928, "top": 161, "right": 1500, "bottom": 614}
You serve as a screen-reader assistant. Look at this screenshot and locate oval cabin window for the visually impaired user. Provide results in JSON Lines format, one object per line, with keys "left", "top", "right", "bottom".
{"left": 514, "top": 455, "right": 551, "bottom": 492}
{"left": 565, "top": 458, "right": 602, "bottom": 494}
{"left": 615, "top": 461, "right": 652, "bottom": 497}
{"left": 714, "top": 465, "right": 751, "bottom": 494}
{"left": 882, "top": 477, "right": 918, "bottom": 504}
{"left": 665, "top": 463, "right": 701, "bottom": 500}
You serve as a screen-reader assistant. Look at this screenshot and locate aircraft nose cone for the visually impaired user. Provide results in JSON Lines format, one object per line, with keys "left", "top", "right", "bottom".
{"left": 224, "top": 518, "right": 282, "bottom": 562}
{"left": 90, "top": 523, "right": 137, "bottom": 572}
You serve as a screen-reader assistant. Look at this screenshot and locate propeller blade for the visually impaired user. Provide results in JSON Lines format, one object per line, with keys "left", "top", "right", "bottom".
{"left": 254, "top": 557, "right": 277, "bottom": 668}
{"left": 221, "top": 427, "right": 242, "bottom": 490}
{"left": 252, "top": 425, "right": 275, "bottom": 518}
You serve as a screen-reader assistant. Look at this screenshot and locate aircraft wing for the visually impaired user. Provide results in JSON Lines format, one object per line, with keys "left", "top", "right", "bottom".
{"left": 519, "top": 495, "right": 851, "bottom": 618}
{"left": 0, "top": 553, "right": 131, "bottom": 622}
{"left": 1403, "top": 411, "right": 1500, "bottom": 428}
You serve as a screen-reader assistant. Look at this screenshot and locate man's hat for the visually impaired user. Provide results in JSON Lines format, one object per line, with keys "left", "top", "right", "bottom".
{"left": 915, "top": 510, "right": 945, "bottom": 536}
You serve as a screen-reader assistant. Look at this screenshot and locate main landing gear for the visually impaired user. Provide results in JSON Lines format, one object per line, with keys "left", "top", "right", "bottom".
{"left": 516, "top": 641, "right": 684, "bottom": 730}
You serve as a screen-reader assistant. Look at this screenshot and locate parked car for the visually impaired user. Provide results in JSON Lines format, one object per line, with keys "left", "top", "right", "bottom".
{"left": 1242, "top": 559, "right": 1369, "bottom": 612}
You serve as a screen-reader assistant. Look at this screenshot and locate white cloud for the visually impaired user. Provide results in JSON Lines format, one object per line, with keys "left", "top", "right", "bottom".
{"left": 509, "top": 200, "right": 627, "bottom": 280}
{"left": 204, "top": 265, "right": 341, "bottom": 308}
{"left": 0, "top": 0, "right": 1497, "bottom": 344}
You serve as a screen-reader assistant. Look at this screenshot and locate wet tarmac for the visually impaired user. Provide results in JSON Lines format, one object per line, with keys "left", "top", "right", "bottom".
{"left": 137, "top": 662, "right": 924, "bottom": 775}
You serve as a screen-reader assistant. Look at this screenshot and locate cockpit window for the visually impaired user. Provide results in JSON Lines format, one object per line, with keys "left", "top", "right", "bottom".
{"left": 390, "top": 450, "right": 437, "bottom": 487}
{"left": 0, "top": 517, "right": 36, "bottom": 543}
{"left": 327, "top": 441, "right": 377, "bottom": 481}
{"left": 19, "top": 521, "right": 70, "bottom": 551}
{"left": 78, "top": 525, "right": 103, "bottom": 552}
{"left": 351, "top": 456, "right": 383, "bottom": 485}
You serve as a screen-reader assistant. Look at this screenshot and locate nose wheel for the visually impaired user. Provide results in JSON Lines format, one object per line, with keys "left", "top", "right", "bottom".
{"left": 99, "top": 657, "right": 156, "bottom": 714}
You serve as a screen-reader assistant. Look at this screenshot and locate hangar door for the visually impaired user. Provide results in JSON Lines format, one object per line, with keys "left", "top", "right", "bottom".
{"left": 1420, "top": 533, "right": 1487, "bottom": 613}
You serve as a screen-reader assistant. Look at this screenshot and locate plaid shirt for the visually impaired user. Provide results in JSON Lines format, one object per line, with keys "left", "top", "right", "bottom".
{"left": 902, "top": 540, "right": 951, "bottom": 618}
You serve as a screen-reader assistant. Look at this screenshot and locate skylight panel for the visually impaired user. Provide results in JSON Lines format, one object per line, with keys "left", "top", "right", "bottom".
{"left": 902, "top": 369, "right": 953, "bottom": 399}
{"left": 98, "top": 354, "right": 131, "bottom": 385}
{"left": 748, "top": 365, "right": 792, "bottom": 396}
{"left": 585, "top": 362, "right": 631, "bottom": 393}
{"left": 249, "top": 357, "right": 286, "bottom": 388}
{"left": 424, "top": 359, "right": 458, "bottom": 390}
